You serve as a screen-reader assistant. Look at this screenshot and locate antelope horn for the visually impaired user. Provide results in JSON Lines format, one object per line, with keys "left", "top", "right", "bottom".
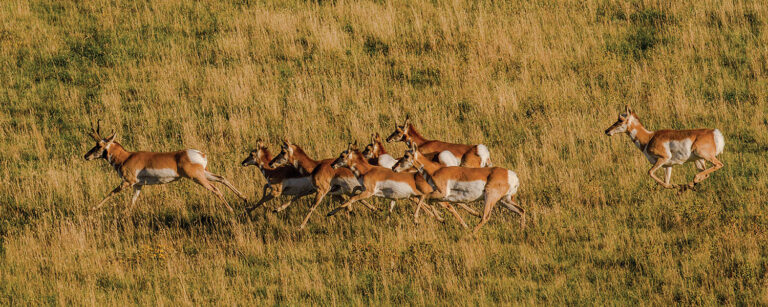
{"left": 89, "top": 119, "right": 101, "bottom": 141}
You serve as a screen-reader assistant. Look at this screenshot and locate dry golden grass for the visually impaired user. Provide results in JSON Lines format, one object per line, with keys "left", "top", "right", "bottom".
{"left": 1, "top": 0, "right": 767, "bottom": 304}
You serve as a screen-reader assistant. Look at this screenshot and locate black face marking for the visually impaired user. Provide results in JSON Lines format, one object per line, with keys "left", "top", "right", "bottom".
{"left": 269, "top": 149, "right": 289, "bottom": 168}
{"left": 84, "top": 141, "right": 107, "bottom": 160}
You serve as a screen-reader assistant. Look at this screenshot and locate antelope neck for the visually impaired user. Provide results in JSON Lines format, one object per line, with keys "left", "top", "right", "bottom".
{"left": 627, "top": 119, "right": 654, "bottom": 150}
{"left": 292, "top": 147, "right": 319, "bottom": 172}
{"left": 415, "top": 154, "right": 441, "bottom": 175}
{"left": 258, "top": 149, "right": 273, "bottom": 169}
{"left": 349, "top": 157, "right": 374, "bottom": 176}
{"left": 105, "top": 143, "right": 131, "bottom": 171}
{"left": 375, "top": 141, "right": 387, "bottom": 155}
{"left": 406, "top": 125, "right": 428, "bottom": 146}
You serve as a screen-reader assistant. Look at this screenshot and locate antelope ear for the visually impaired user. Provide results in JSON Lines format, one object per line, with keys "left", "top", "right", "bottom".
{"left": 625, "top": 105, "right": 632, "bottom": 114}
{"left": 351, "top": 141, "right": 358, "bottom": 151}
{"left": 105, "top": 131, "right": 117, "bottom": 143}
{"left": 404, "top": 115, "right": 410, "bottom": 127}
{"left": 374, "top": 133, "right": 381, "bottom": 142}
{"left": 282, "top": 138, "right": 290, "bottom": 147}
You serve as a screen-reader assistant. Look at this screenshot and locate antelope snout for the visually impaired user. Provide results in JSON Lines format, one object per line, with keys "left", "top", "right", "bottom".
{"left": 604, "top": 129, "right": 612, "bottom": 136}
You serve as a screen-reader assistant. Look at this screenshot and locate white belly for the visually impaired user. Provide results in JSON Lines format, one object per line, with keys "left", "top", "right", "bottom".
{"left": 136, "top": 168, "right": 180, "bottom": 185}
{"left": 329, "top": 176, "right": 364, "bottom": 195}
{"left": 665, "top": 139, "right": 694, "bottom": 165}
{"left": 444, "top": 180, "right": 486, "bottom": 202}
{"left": 373, "top": 180, "right": 414, "bottom": 199}
{"left": 281, "top": 177, "right": 314, "bottom": 195}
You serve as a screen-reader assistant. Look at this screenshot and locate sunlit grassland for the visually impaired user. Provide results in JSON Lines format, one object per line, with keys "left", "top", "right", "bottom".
{"left": 1, "top": 0, "right": 767, "bottom": 304}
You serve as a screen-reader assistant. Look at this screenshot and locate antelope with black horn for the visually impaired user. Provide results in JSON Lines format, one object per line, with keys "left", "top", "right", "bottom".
{"left": 84, "top": 121, "right": 246, "bottom": 213}
{"left": 386, "top": 115, "right": 492, "bottom": 167}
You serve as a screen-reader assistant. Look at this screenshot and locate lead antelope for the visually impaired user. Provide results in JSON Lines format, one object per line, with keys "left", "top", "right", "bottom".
{"left": 268, "top": 140, "right": 376, "bottom": 229}
{"left": 386, "top": 116, "right": 491, "bottom": 167}
{"left": 241, "top": 139, "right": 314, "bottom": 214}
{"left": 328, "top": 142, "right": 449, "bottom": 223}
{"left": 84, "top": 121, "right": 247, "bottom": 212}
{"left": 392, "top": 144, "right": 524, "bottom": 234}
{"left": 604, "top": 106, "right": 725, "bottom": 190}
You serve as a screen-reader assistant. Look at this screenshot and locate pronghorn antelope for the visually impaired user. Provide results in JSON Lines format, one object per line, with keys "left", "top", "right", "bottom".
{"left": 605, "top": 106, "right": 725, "bottom": 190}
{"left": 392, "top": 144, "right": 524, "bottom": 234}
{"left": 84, "top": 121, "right": 246, "bottom": 212}
{"left": 328, "top": 142, "right": 449, "bottom": 222}
{"left": 268, "top": 140, "right": 375, "bottom": 229}
{"left": 362, "top": 133, "right": 415, "bottom": 212}
{"left": 361, "top": 133, "right": 398, "bottom": 169}
{"left": 386, "top": 116, "right": 491, "bottom": 167}
{"left": 240, "top": 139, "right": 314, "bottom": 213}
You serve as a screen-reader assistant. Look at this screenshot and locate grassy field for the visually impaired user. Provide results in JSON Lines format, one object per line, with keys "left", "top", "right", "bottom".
{"left": 1, "top": 0, "right": 767, "bottom": 304}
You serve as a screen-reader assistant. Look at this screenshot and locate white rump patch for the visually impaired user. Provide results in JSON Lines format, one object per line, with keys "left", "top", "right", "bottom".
{"left": 444, "top": 180, "right": 486, "bottom": 202}
{"left": 713, "top": 129, "right": 725, "bottom": 156}
{"left": 506, "top": 170, "right": 519, "bottom": 196}
{"left": 282, "top": 176, "right": 314, "bottom": 195}
{"left": 438, "top": 151, "right": 460, "bottom": 167}
{"left": 373, "top": 180, "right": 415, "bottom": 199}
{"left": 136, "top": 168, "right": 180, "bottom": 185}
{"left": 186, "top": 149, "right": 208, "bottom": 168}
{"left": 476, "top": 144, "right": 491, "bottom": 167}
{"left": 377, "top": 154, "right": 398, "bottom": 169}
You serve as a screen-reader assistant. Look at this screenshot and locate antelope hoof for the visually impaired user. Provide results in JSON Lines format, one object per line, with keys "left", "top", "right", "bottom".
{"left": 326, "top": 206, "right": 346, "bottom": 217}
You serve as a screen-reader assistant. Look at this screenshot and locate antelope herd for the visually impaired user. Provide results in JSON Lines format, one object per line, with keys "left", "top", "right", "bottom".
{"left": 84, "top": 107, "right": 725, "bottom": 234}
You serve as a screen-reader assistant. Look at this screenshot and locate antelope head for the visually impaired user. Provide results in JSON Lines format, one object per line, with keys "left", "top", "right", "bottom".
{"left": 361, "top": 133, "right": 383, "bottom": 159}
{"left": 83, "top": 120, "right": 117, "bottom": 161}
{"left": 605, "top": 105, "right": 637, "bottom": 136}
{"left": 392, "top": 143, "right": 425, "bottom": 173}
{"left": 331, "top": 142, "right": 360, "bottom": 170}
{"left": 386, "top": 116, "right": 411, "bottom": 143}
{"left": 268, "top": 139, "right": 296, "bottom": 169}
{"left": 241, "top": 138, "right": 269, "bottom": 167}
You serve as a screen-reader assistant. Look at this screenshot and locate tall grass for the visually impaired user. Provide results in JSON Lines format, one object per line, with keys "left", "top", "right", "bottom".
{"left": 1, "top": 0, "right": 766, "bottom": 304}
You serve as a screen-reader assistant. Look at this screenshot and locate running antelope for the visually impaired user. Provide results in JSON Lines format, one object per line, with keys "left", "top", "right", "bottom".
{"left": 241, "top": 139, "right": 314, "bottom": 214}
{"left": 269, "top": 140, "right": 375, "bottom": 229}
{"left": 362, "top": 132, "right": 414, "bottom": 211}
{"left": 328, "top": 142, "right": 447, "bottom": 222}
{"left": 392, "top": 144, "right": 524, "bottom": 234}
{"left": 604, "top": 106, "right": 725, "bottom": 190}
{"left": 84, "top": 121, "right": 246, "bottom": 212}
{"left": 386, "top": 116, "right": 491, "bottom": 167}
